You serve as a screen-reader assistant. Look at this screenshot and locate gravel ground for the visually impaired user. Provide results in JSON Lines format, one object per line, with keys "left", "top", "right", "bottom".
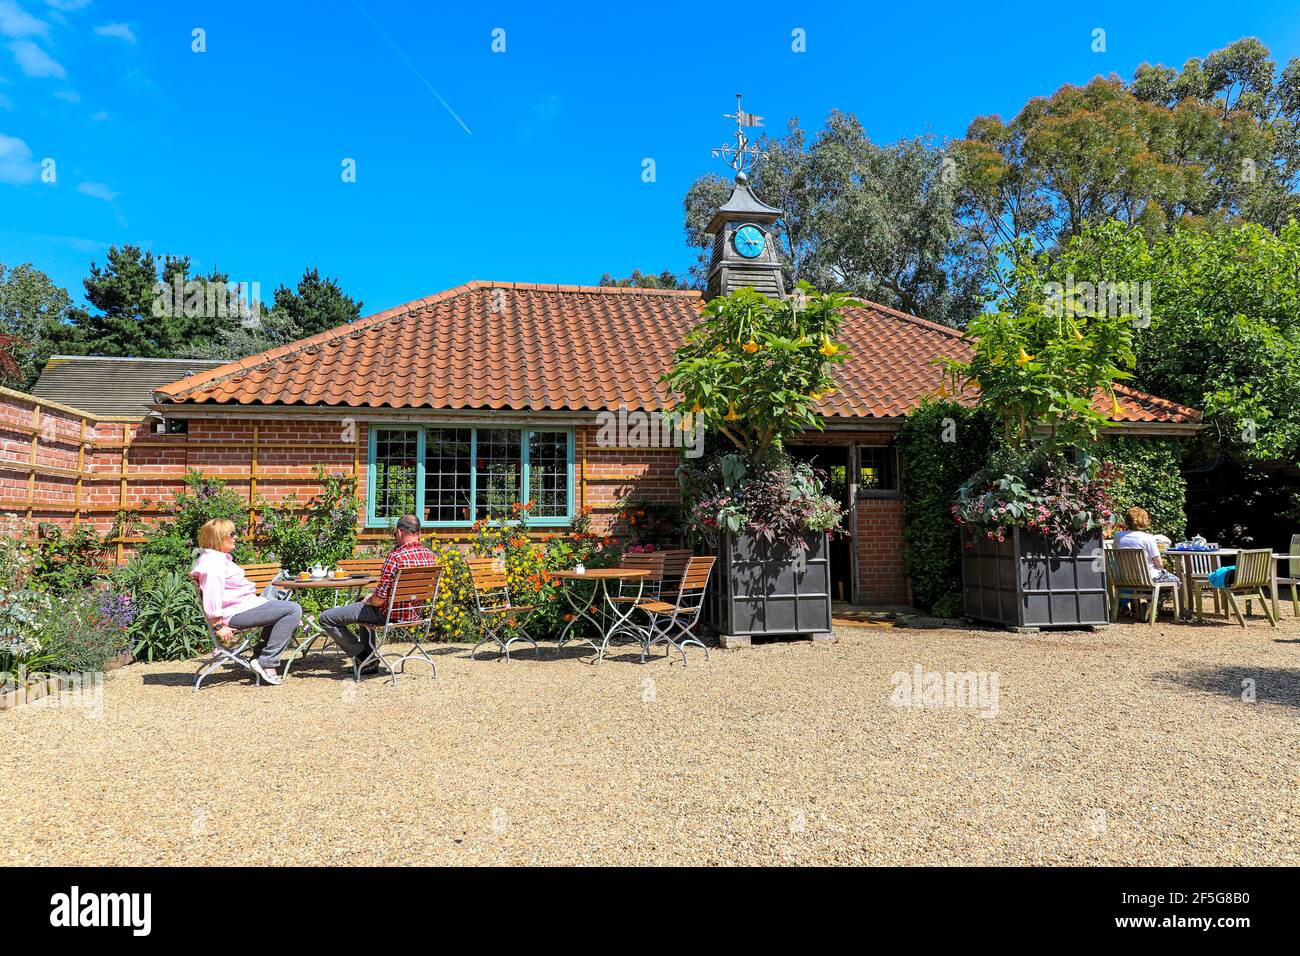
{"left": 4, "top": 609, "right": 1298, "bottom": 866}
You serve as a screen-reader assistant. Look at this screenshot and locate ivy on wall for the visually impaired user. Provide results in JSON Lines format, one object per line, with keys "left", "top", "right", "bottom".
{"left": 1103, "top": 435, "right": 1188, "bottom": 541}
{"left": 896, "top": 399, "right": 996, "bottom": 614}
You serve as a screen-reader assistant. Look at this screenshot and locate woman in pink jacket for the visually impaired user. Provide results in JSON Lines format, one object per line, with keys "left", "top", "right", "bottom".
{"left": 191, "top": 518, "right": 302, "bottom": 685}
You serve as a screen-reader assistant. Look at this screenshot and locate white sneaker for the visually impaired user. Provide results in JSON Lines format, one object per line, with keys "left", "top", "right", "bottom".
{"left": 250, "top": 659, "right": 282, "bottom": 685}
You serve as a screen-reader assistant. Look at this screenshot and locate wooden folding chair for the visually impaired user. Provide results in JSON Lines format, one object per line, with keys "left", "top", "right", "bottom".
{"left": 465, "top": 556, "right": 539, "bottom": 661}
{"left": 355, "top": 564, "right": 443, "bottom": 684}
{"left": 1106, "top": 549, "right": 1179, "bottom": 623}
{"left": 1221, "top": 549, "right": 1277, "bottom": 628}
{"left": 633, "top": 555, "right": 715, "bottom": 666}
{"left": 190, "top": 562, "right": 286, "bottom": 690}
{"left": 336, "top": 558, "right": 385, "bottom": 577}
{"left": 657, "top": 548, "right": 695, "bottom": 603}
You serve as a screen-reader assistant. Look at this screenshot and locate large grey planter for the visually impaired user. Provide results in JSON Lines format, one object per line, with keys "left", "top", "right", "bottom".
{"left": 704, "top": 529, "right": 834, "bottom": 643}
{"left": 961, "top": 527, "right": 1108, "bottom": 629}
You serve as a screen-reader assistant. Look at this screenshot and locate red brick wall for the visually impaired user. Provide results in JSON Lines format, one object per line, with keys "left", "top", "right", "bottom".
{"left": 0, "top": 389, "right": 915, "bottom": 603}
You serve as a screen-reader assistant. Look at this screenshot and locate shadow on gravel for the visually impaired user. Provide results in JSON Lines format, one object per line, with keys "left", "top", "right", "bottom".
{"left": 1156, "top": 666, "right": 1300, "bottom": 708}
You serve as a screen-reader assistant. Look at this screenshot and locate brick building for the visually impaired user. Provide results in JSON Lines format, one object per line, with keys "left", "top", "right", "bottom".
{"left": 0, "top": 178, "right": 1201, "bottom": 604}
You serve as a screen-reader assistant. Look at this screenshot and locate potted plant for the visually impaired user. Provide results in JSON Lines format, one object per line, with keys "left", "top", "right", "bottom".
{"left": 936, "top": 242, "right": 1136, "bottom": 629}
{"left": 667, "top": 283, "right": 853, "bottom": 645}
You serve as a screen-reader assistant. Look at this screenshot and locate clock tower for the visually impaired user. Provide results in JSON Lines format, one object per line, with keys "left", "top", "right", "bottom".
{"left": 705, "top": 96, "right": 786, "bottom": 300}
{"left": 704, "top": 171, "right": 786, "bottom": 301}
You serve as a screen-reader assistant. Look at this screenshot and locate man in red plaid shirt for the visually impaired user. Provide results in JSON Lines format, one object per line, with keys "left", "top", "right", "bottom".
{"left": 318, "top": 514, "right": 436, "bottom": 674}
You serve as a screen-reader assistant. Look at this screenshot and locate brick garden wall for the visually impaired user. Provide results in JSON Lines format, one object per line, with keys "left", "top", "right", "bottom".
{"left": 0, "top": 388, "right": 682, "bottom": 554}
{"left": 0, "top": 387, "right": 913, "bottom": 604}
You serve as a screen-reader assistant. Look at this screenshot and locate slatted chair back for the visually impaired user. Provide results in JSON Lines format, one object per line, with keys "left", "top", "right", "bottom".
{"left": 466, "top": 556, "right": 512, "bottom": 611}
{"left": 1230, "top": 549, "right": 1272, "bottom": 590}
{"left": 675, "top": 556, "right": 716, "bottom": 614}
{"left": 241, "top": 562, "right": 283, "bottom": 589}
{"left": 381, "top": 565, "right": 441, "bottom": 628}
{"left": 1290, "top": 534, "right": 1300, "bottom": 577}
{"left": 1109, "top": 548, "right": 1154, "bottom": 588}
{"left": 659, "top": 548, "right": 694, "bottom": 584}
{"left": 337, "top": 558, "right": 384, "bottom": 576}
{"left": 1182, "top": 551, "right": 1222, "bottom": 577}
{"left": 619, "top": 552, "right": 665, "bottom": 598}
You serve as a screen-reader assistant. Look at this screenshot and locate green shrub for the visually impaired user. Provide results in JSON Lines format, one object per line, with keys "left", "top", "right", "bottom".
{"left": 254, "top": 467, "right": 358, "bottom": 574}
{"left": 127, "top": 571, "right": 212, "bottom": 662}
{"left": 37, "top": 590, "right": 134, "bottom": 672}
{"left": 1104, "top": 436, "right": 1188, "bottom": 540}
{"left": 26, "top": 523, "right": 112, "bottom": 592}
{"left": 896, "top": 399, "right": 996, "bottom": 612}
{"left": 136, "top": 471, "right": 251, "bottom": 574}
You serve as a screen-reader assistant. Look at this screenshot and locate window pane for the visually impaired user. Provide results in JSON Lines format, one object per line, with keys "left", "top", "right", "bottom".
{"left": 475, "top": 428, "right": 521, "bottom": 520}
{"left": 424, "top": 428, "right": 472, "bottom": 522}
{"left": 859, "top": 446, "right": 898, "bottom": 492}
{"left": 528, "top": 431, "right": 569, "bottom": 518}
{"left": 374, "top": 429, "right": 419, "bottom": 519}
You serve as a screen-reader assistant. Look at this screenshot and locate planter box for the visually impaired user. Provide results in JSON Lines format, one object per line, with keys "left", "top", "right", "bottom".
{"left": 961, "top": 527, "right": 1108, "bottom": 629}
{"left": 704, "top": 530, "right": 834, "bottom": 642}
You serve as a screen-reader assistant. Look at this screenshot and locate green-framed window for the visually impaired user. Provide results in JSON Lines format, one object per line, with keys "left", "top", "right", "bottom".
{"left": 366, "top": 425, "right": 575, "bottom": 527}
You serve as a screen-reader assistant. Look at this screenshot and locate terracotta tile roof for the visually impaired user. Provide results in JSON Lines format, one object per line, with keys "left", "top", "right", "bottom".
{"left": 154, "top": 281, "right": 1201, "bottom": 426}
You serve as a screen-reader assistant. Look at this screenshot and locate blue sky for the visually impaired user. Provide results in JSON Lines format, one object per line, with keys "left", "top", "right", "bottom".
{"left": 2, "top": 0, "right": 1299, "bottom": 316}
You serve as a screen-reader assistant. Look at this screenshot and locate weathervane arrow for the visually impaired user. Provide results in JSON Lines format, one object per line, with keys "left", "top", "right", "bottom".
{"left": 712, "top": 93, "right": 767, "bottom": 177}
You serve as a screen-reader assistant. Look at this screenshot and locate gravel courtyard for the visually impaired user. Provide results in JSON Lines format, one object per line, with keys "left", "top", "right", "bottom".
{"left": 4, "top": 611, "right": 1297, "bottom": 866}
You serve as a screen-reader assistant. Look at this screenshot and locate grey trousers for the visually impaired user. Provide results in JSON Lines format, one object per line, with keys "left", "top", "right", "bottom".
{"left": 228, "top": 599, "right": 303, "bottom": 667}
{"left": 317, "top": 601, "right": 387, "bottom": 659}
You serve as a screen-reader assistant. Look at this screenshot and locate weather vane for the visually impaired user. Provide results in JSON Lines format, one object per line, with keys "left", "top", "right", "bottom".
{"left": 712, "top": 93, "right": 766, "bottom": 179}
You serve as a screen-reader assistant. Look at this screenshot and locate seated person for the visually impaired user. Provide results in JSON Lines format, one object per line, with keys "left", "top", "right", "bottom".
{"left": 318, "top": 514, "right": 436, "bottom": 674}
{"left": 1116, "top": 506, "right": 1179, "bottom": 584}
{"left": 192, "top": 518, "right": 303, "bottom": 686}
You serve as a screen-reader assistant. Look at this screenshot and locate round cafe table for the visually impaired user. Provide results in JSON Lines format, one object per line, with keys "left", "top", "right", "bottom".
{"left": 277, "top": 574, "right": 378, "bottom": 675}
{"left": 550, "top": 568, "right": 649, "bottom": 663}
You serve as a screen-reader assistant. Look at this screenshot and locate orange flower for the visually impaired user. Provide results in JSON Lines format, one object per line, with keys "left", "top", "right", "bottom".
{"left": 819, "top": 340, "right": 839, "bottom": 357}
{"left": 742, "top": 340, "right": 759, "bottom": 353}
{"left": 563, "top": 613, "right": 575, "bottom": 622}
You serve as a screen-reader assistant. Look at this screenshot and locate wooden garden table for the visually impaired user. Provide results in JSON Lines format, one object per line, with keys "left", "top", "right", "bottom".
{"left": 550, "top": 568, "right": 649, "bottom": 663}
{"left": 278, "top": 574, "right": 378, "bottom": 675}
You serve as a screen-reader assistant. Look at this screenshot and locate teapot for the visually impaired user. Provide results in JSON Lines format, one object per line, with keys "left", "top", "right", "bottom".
{"left": 310, "top": 563, "right": 327, "bottom": 579}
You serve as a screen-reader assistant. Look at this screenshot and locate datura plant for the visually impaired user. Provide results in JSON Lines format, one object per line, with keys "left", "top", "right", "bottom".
{"left": 935, "top": 239, "right": 1136, "bottom": 451}
{"left": 665, "top": 283, "right": 855, "bottom": 462}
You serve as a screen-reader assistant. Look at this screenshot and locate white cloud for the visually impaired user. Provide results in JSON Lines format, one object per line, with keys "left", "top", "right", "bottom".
{"left": 93, "top": 21, "right": 133, "bottom": 43}
{"left": 44, "top": 0, "right": 90, "bottom": 11}
{"left": 0, "top": 1, "right": 48, "bottom": 38}
{"left": 76, "top": 179, "right": 116, "bottom": 201}
{"left": 52, "top": 86, "right": 75, "bottom": 101}
{"left": 9, "top": 39, "right": 64, "bottom": 77}
{"left": 0, "top": 131, "right": 36, "bottom": 184}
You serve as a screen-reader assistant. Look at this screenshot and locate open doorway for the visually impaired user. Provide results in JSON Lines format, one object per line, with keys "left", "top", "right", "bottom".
{"left": 787, "top": 444, "right": 854, "bottom": 604}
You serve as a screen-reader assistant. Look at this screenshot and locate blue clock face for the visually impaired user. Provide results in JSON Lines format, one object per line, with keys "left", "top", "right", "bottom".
{"left": 733, "top": 224, "right": 766, "bottom": 259}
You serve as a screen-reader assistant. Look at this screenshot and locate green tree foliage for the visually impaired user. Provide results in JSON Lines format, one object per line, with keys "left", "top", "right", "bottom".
{"left": 0, "top": 262, "right": 73, "bottom": 390}
{"left": 666, "top": 284, "right": 852, "bottom": 462}
{"left": 683, "top": 113, "right": 985, "bottom": 327}
{"left": 270, "top": 267, "right": 363, "bottom": 338}
{"left": 956, "top": 39, "right": 1300, "bottom": 290}
{"left": 1046, "top": 219, "right": 1300, "bottom": 467}
{"left": 65, "top": 245, "right": 244, "bottom": 358}
{"left": 597, "top": 269, "right": 691, "bottom": 290}
{"left": 896, "top": 400, "right": 996, "bottom": 612}
{"left": 936, "top": 237, "right": 1137, "bottom": 450}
